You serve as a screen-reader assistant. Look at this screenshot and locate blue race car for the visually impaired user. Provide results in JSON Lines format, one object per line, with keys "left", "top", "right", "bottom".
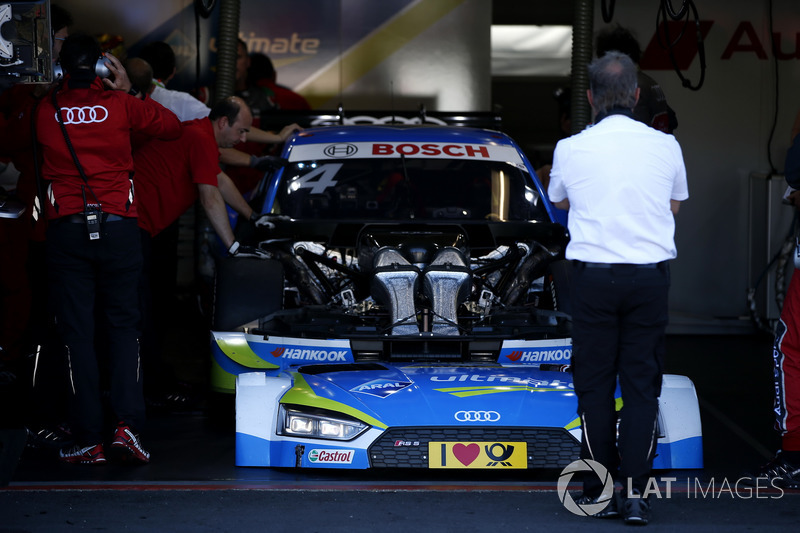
{"left": 210, "top": 117, "right": 703, "bottom": 471}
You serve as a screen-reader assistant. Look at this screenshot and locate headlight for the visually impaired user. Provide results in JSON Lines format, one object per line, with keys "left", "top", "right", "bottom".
{"left": 278, "top": 406, "right": 369, "bottom": 441}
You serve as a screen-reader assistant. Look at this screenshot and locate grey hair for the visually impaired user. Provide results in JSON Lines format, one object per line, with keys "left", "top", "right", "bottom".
{"left": 588, "top": 51, "right": 638, "bottom": 116}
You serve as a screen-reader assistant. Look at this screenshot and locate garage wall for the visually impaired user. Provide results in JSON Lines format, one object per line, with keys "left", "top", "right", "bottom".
{"left": 65, "top": 0, "right": 490, "bottom": 110}
{"left": 600, "top": 0, "right": 800, "bottom": 327}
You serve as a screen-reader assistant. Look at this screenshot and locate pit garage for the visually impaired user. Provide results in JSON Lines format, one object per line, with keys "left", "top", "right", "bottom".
{"left": 2, "top": 1, "right": 799, "bottom": 530}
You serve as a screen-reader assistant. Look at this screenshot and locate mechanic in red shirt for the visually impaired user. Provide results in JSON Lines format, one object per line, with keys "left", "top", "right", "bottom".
{"left": 221, "top": 39, "right": 299, "bottom": 196}
{"left": 745, "top": 118, "right": 800, "bottom": 489}
{"left": 131, "top": 70, "right": 275, "bottom": 406}
{"left": 34, "top": 34, "right": 180, "bottom": 465}
{"left": 133, "top": 110, "right": 232, "bottom": 407}
{"left": 248, "top": 52, "right": 311, "bottom": 111}
{"left": 134, "top": 96, "right": 260, "bottom": 248}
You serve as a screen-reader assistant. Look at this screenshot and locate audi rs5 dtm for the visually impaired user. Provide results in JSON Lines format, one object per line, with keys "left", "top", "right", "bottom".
{"left": 209, "top": 112, "right": 703, "bottom": 471}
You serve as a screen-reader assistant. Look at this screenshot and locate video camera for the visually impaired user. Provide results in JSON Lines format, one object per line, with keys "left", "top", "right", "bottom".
{"left": 0, "top": 0, "right": 54, "bottom": 85}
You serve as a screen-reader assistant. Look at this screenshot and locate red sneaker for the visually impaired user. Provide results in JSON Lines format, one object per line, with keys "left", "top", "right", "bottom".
{"left": 58, "top": 443, "right": 106, "bottom": 465}
{"left": 110, "top": 423, "right": 150, "bottom": 464}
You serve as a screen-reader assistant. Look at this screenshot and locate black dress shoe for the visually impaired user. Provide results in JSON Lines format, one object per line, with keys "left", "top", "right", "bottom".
{"left": 573, "top": 492, "right": 620, "bottom": 518}
{"left": 622, "top": 489, "right": 650, "bottom": 525}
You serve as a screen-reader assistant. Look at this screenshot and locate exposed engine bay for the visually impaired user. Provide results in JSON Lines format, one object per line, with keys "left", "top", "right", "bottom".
{"left": 244, "top": 222, "right": 570, "bottom": 357}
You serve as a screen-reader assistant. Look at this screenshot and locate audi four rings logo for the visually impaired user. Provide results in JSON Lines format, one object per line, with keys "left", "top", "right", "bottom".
{"left": 454, "top": 410, "right": 501, "bottom": 422}
{"left": 56, "top": 106, "right": 109, "bottom": 125}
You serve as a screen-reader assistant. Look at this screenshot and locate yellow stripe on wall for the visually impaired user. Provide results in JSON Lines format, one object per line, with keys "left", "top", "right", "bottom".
{"left": 303, "top": 0, "right": 468, "bottom": 108}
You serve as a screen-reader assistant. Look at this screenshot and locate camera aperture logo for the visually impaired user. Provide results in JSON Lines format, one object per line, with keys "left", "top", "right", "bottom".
{"left": 557, "top": 459, "right": 615, "bottom": 516}
{"left": 557, "top": 459, "right": 785, "bottom": 514}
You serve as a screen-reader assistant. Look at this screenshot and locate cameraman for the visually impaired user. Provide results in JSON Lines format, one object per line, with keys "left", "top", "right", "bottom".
{"left": 35, "top": 34, "right": 180, "bottom": 465}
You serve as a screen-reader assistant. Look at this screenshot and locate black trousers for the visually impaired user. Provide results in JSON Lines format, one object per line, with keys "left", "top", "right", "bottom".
{"left": 47, "top": 217, "right": 144, "bottom": 445}
{"left": 139, "top": 222, "right": 180, "bottom": 396}
{"left": 570, "top": 261, "right": 670, "bottom": 496}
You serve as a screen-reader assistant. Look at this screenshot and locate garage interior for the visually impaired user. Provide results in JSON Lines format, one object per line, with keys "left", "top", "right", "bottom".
{"left": 2, "top": 2, "right": 800, "bottom": 529}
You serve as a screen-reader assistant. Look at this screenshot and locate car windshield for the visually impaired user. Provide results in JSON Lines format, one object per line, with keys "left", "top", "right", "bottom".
{"left": 275, "top": 158, "right": 548, "bottom": 222}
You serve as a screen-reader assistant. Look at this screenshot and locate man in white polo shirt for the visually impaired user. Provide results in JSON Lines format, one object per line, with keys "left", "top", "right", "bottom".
{"left": 548, "top": 51, "right": 688, "bottom": 525}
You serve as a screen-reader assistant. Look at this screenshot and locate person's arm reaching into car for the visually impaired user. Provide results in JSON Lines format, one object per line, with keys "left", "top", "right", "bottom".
{"left": 197, "top": 182, "right": 236, "bottom": 250}
{"left": 219, "top": 123, "right": 302, "bottom": 167}
{"left": 216, "top": 171, "right": 255, "bottom": 220}
{"left": 246, "top": 123, "right": 302, "bottom": 144}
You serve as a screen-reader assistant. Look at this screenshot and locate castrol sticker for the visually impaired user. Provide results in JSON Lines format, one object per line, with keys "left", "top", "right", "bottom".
{"left": 308, "top": 449, "right": 355, "bottom": 464}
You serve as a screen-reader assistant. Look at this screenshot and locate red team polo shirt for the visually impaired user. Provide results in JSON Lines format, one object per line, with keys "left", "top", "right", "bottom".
{"left": 35, "top": 75, "right": 180, "bottom": 219}
{"left": 133, "top": 118, "right": 221, "bottom": 236}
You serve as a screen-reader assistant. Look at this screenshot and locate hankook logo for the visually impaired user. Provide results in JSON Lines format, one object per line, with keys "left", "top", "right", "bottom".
{"left": 323, "top": 143, "right": 358, "bottom": 158}
{"left": 454, "top": 410, "right": 501, "bottom": 422}
{"left": 56, "top": 106, "right": 109, "bottom": 125}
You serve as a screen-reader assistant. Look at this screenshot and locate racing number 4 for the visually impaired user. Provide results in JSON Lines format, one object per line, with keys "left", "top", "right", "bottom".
{"left": 292, "top": 163, "right": 343, "bottom": 194}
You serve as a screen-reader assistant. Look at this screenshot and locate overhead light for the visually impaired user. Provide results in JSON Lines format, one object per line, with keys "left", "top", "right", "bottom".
{"left": 491, "top": 25, "right": 573, "bottom": 77}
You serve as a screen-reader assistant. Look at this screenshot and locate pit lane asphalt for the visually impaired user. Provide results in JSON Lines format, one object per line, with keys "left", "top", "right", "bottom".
{"left": 3, "top": 333, "right": 799, "bottom": 531}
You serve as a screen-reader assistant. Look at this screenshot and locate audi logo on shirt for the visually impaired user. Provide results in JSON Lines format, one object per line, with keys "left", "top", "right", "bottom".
{"left": 453, "top": 410, "right": 501, "bottom": 422}
{"left": 55, "top": 106, "right": 109, "bottom": 125}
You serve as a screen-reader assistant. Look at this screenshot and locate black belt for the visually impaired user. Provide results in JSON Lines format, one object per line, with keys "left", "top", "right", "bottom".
{"left": 577, "top": 261, "right": 664, "bottom": 269}
{"left": 61, "top": 213, "right": 126, "bottom": 223}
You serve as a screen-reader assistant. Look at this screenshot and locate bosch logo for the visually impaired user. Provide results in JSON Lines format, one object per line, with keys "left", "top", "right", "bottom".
{"left": 323, "top": 143, "right": 358, "bottom": 158}
{"left": 454, "top": 410, "right": 501, "bottom": 422}
{"left": 372, "top": 143, "right": 490, "bottom": 158}
{"left": 56, "top": 106, "right": 109, "bottom": 125}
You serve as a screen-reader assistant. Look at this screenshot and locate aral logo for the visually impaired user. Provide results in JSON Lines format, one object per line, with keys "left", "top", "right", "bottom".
{"left": 308, "top": 449, "right": 355, "bottom": 464}
{"left": 350, "top": 379, "right": 411, "bottom": 398}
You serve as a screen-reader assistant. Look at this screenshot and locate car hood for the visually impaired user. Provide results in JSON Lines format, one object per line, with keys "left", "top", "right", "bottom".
{"left": 282, "top": 363, "right": 580, "bottom": 430}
